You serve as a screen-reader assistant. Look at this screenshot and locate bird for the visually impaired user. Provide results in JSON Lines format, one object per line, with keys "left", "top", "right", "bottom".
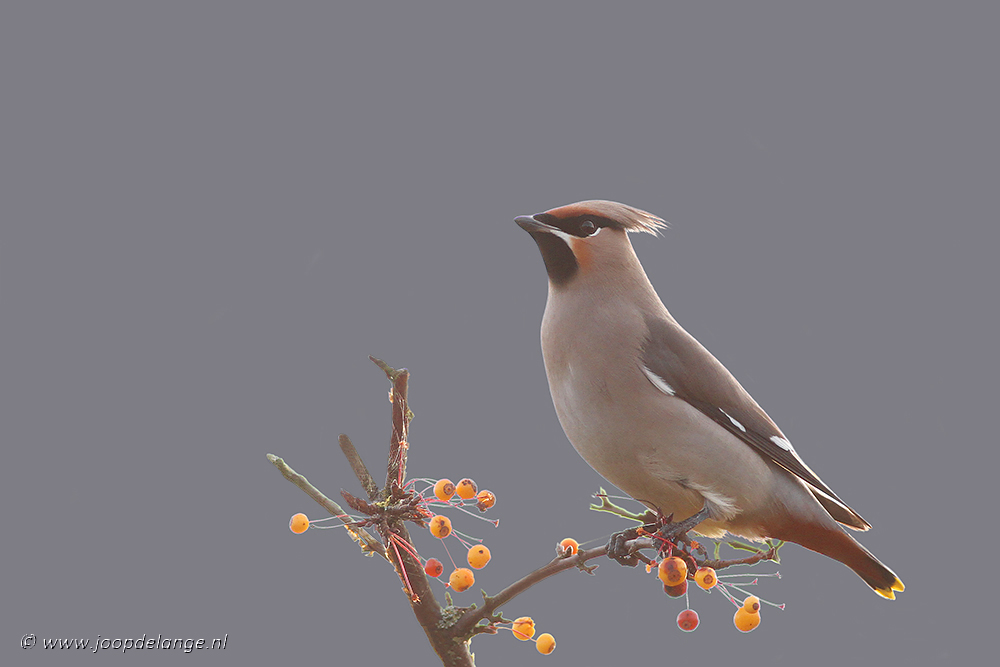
{"left": 515, "top": 200, "right": 904, "bottom": 599}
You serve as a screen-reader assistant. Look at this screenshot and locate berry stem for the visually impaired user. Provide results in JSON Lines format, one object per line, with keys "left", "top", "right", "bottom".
{"left": 390, "top": 532, "right": 422, "bottom": 562}
{"left": 391, "top": 539, "right": 417, "bottom": 601}
{"left": 441, "top": 539, "right": 458, "bottom": 570}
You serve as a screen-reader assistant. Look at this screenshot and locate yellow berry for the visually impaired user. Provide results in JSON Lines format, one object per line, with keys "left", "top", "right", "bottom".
{"left": 289, "top": 513, "right": 309, "bottom": 534}
{"left": 476, "top": 490, "right": 496, "bottom": 511}
{"left": 512, "top": 616, "right": 535, "bottom": 641}
{"left": 734, "top": 606, "right": 761, "bottom": 632}
{"left": 742, "top": 596, "right": 761, "bottom": 613}
{"left": 456, "top": 478, "right": 478, "bottom": 499}
{"left": 429, "top": 515, "right": 452, "bottom": 538}
{"left": 658, "top": 556, "right": 688, "bottom": 587}
{"left": 536, "top": 632, "right": 556, "bottom": 654}
{"left": 434, "top": 479, "right": 456, "bottom": 502}
{"left": 449, "top": 567, "right": 475, "bottom": 592}
{"left": 557, "top": 538, "right": 579, "bottom": 557}
{"left": 694, "top": 567, "right": 717, "bottom": 590}
{"left": 467, "top": 545, "right": 492, "bottom": 569}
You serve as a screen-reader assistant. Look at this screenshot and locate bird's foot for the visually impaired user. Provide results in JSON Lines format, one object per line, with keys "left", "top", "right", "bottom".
{"left": 606, "top": 527, "right": 641, "bottom": 567}
{"left": 656, "top": 503, "right": 711, "bottom": 548}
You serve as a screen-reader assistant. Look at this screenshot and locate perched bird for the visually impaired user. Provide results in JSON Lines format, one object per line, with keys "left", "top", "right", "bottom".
{"left": 516, "top": 200, "right": 904, "bottom": 599}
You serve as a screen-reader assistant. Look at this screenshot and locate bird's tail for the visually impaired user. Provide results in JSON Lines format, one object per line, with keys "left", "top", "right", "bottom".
{"left": 789, "top": 523, "right": 905, "bottom": 599}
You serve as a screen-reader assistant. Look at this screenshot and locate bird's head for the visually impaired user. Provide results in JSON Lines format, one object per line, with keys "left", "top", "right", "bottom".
{"left": 515, "top": 200, "right": 666, "bottom": 288}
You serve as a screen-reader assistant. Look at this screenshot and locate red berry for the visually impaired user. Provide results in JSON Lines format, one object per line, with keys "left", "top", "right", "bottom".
{"left": 663, "top": 580, "right": 688, "bottom": 597}
{"left": 676, "top": 609, "right": 700, "bottom": 632}
{"left": 424, "top": 558, "right": 444, "bottom": 578}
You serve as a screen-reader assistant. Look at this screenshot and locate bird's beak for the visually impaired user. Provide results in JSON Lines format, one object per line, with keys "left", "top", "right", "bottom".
{"left": 515, "top": 215, "right": 556, "bottom": 234}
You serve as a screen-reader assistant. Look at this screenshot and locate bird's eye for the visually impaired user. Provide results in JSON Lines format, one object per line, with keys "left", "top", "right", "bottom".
{"left": 579, "top": 220, "right": 597, "bottom": 236}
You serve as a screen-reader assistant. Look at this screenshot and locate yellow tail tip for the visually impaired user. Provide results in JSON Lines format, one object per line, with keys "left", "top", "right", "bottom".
{"left": 875, "top": 577, "right": 904, "bottom": 599}
{"left": 874, "top": 587, "right": 896, "bottom": 600}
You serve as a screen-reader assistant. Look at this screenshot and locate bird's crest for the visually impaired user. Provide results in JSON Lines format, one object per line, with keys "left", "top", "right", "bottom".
{"left": 549, "top": 200, "right": 668, "bottom": 236}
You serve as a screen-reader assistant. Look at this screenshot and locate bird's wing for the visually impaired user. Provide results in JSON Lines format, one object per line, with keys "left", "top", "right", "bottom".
{"left": 640, "top": 316, "right": 871, "bottom": 531}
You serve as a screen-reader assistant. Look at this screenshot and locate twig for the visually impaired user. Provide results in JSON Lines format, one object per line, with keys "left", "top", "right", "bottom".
{"left": 589, "top": 487, "right": 650, "bottom": 522}
{"left": 371, "top": 356, "right": 411, "bottom": 497}
{"left": 266, "top": 453, "right": 386, "bottom": 559}
{"left": 453, "top": 538, "right": 643, "bottom": 639}
{"left": 339, "top": 434, "right": 379, "bottom": 501}
{"left": 700, "top": 546, "right": 779, "bottom": 570}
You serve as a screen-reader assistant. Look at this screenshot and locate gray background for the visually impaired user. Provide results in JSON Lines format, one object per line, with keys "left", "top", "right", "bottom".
{"left": 3, "top": 2, "right": 996, "bottom": 665}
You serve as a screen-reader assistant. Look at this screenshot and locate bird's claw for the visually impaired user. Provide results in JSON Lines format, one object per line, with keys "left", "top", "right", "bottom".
{"left": 656, "top": 503, "right": 711, "bottom": 546}
{"left": 606, "top": 527, "right": 641, "bottom": 566}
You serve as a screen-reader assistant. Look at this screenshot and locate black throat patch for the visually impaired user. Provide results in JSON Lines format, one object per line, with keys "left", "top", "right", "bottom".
{"left": 529, "top": 231, "right": 577, "bottom": 286}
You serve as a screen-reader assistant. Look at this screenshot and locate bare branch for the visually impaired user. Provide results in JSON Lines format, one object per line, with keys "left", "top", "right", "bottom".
{"left": 381, "top": 521, "right": 475, "bottom": 666}
{"left": 370, "top": 356, "right": 411, "bottom": 498}
{"left": 340, "top": 489, "right": 378, "bottom": 516}
{"left": 454, "top": 541, "right": 620, "bottom": 638}
{"left": 339, "top": 434, "right": 379, "bottom": 500}
{"left": 589, "top": 486, "right": 650, "bottom": 522}
{"left": 369, "top": 355, "right": 403, "bottom": 381}
{"left": 266, "top": 453, "right": 386, "bottom": 560}
{"left": 700, "top": 546, "right": 779, "bottom": 570}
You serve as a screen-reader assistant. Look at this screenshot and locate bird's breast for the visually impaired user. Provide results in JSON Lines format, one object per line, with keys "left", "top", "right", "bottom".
{"left": 539, "top": 293, "right": 655, "bottom": 475}
{"left": 539, "top": 292, "right": 780, "bottom": 534}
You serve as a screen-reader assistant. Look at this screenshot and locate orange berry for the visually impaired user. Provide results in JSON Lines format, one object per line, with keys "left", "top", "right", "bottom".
{"left": 536, "top": 632, "right": 556, "bottom": 655}
{"left": 449, "top": 567, "right": 475, "bottom": 592}
{"left": 694, "top": 567, "right": 717, "bottom": 590}
{"left": 434, "top": 479, "right": 456, "bottom": 502}
{"left": 658, "top": 556, "right": 688, "bottom": 587}
{"left": 512, "top": 616, "right": 535, "bottom": 641}
{"left": 476, "top": 490, "right": 496, "bottom": 511}
{"left": 557, "top": 538, "right": 579, "bottom": 557}
{"left": 734, "top": 606, "right": 761, "bottom": 632}
{"left": 424, "top": 558, "right": 444, "bottom": 578}
{"left": 456, "top": 478, "right": 478, "bottom": 499}
{"left": 662, "top": 580, "right": 687, "bottom": 597}
{"left": 676, "top": 609, "right": 700, "bottom": 632}
{"left": 467, "top": 545, "right": 492, "bottom": 569}
{"left": 429, "top": 515, "right": 452, "bottom": 538}
{"left": 742, "top": 596, "right": 761, "bottom": 613}
{"left": 288, "top": 513, "right": 309, "bottom": 534}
